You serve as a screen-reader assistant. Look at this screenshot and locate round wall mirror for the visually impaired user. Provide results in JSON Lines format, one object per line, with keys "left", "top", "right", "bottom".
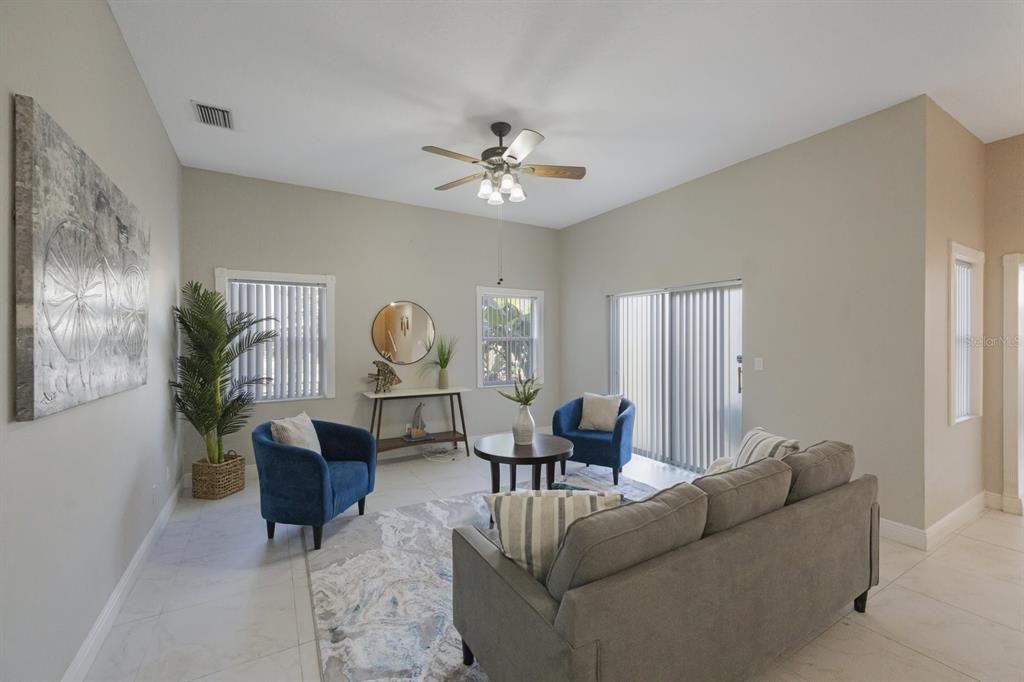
{"left": 370, "top": 301, "right": 435, "bottom": 365}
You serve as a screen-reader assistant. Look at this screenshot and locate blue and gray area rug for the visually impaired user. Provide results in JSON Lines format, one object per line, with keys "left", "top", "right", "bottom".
{"left": 306, "top": 471, "right": 658, "bottom": 681}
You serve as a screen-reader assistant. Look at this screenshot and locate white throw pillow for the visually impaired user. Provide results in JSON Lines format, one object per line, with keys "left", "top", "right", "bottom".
{"left": 270, "top": 412, "right": 322, "bottom": 455}
{"left": 485, "top": 490, "right": 622, "bottom": 581}
{"left": 578, "top": 393, "right": 622, "bottom": 432}
{"left": 735, "top": 427, "right": 799, "bottom": 466}
{"left": 704, "top": 457, "right": 736, "bottom": 476}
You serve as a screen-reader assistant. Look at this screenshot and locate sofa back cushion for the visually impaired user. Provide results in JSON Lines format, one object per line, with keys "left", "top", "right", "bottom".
{"left": 735, "top": 427, "right": 800, "bottom": 466}
{"left": 485, "top": 490, "right": 622, "bottom": 581}
{"left": 694, "top": 458, "right": 791, "bottom": 535}
{"left": 783, "top": 440, "right": 855, "bottom": 503}
{"left": 545, "top": 482, "right": 707, "bottom": 600}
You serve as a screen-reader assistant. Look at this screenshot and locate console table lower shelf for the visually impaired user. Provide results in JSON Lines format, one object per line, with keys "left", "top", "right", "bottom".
{"left": 362, "top": 387, "right": 471, "bottom": 456}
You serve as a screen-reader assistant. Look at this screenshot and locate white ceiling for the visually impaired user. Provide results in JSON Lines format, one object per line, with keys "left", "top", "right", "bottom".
{"left": 109, "top": 1, "right": 1023, "bottom": 229}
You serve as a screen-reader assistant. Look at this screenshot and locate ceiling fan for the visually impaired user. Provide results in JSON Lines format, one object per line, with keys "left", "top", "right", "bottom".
{"left": 422, "top": 121, "right": 586, "bottom": 205}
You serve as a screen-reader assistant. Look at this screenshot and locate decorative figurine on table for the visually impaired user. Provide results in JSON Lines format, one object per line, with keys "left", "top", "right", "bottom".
{"left": 366, "top": 360, "right": 401, "bottom": 394}
{"left": 403, "top": 402, "right": 433, "bottom": 442}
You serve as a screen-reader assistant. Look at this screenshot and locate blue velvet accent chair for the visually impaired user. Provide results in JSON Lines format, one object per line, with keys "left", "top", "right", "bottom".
{"left": 552, "top": 397, "right": 635, "bottom": 485}
{"left": 252, "top": 420, "right": 376, "bottom": 549}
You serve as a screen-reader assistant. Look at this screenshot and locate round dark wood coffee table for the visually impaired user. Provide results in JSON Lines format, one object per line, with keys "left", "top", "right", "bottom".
{"left": 473, "top": 433, "right": 574, "bottom": 493}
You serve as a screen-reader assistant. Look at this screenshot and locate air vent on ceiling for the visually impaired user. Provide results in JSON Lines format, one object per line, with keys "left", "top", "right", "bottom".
{"left": 191, "top": 101, "right": 233, "bottom": 129}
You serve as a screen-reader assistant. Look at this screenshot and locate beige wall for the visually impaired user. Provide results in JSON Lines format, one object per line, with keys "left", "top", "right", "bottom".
{"left": 983, "top": 134, "right": 1024, "bottom": 499}
{"left": 559, "top": 98, "right": 929, "bottom": 528}
{"left": 922, "top": 100, "right": 987, "bottom": 527}
{"left": 0, "top": 2, "right": 182, "bottom": 680}
{"left": 181, "top": 169, "right": 562, "bottom": 461}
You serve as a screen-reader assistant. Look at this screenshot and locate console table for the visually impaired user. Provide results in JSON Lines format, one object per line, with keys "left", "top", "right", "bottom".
{"left": 362, "top": 387, "right": 471, "bottom": 456}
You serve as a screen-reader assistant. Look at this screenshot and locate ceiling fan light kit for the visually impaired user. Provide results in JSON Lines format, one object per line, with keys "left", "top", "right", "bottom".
{"left": 423, "top": 121, "right": 586, "bottom": 206}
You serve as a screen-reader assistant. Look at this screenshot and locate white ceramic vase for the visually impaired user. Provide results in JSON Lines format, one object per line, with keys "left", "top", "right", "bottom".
{"left": 437, "top": 367, "right": 449, "bottom": 390}
{"left": 513, "top": 404, "right": 535, "bottom": 445}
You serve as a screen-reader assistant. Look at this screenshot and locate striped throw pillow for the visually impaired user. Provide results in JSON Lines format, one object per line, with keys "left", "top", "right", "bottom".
{"left": 735, "top": 427, "right": 800, "bottom": 466}
{"left": 485, "top": 490, "right": 622, "bottom": 581}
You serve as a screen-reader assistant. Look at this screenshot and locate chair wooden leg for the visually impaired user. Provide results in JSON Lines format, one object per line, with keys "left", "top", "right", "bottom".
{"left": 312, "top": 525, "right": 323, "bottom": 550}
{"left": 613, "top": 467, "right": 620, "bottom": 485}
{"left": 358, "top": 497, "right": 366, "bottom": 515}
{"left": 266, "top": 520, "right": 275, "bottom": 539}
{"left": 854, "top": 589, "right": 868, "bottom": 613}
{"left": 462, "top": 639, "right": 474, "bottom": 666}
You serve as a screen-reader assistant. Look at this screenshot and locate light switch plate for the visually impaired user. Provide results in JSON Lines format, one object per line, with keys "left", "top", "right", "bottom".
{"left": 754, "top": 357, "right": 765, "bottom": 371}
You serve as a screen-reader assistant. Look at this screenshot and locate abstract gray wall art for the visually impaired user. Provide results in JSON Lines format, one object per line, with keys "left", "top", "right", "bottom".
{"left": 14, "top": 95, "right": 150, "bottom": 421}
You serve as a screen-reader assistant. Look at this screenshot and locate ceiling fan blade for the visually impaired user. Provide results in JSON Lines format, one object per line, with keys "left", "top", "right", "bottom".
{"left": 422, "top": 146, "right": 481, "bottom": 164}
{"left": 434, "top": 172, "right": 484, "bottom": 191}
{"left": 502, "top": 129, "right": 544, "bottom": 164}
{"left": 523, "top": 164, "right": 586, "bottom": 179}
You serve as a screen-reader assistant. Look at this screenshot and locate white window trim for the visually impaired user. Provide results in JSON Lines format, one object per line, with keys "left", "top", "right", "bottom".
{"left": 949, "top": 242, "right": 984, "bottom": 425}
{"left": 476, "top": 286, "right": 545, "bottom": 389}
{"left": 215, "top": 267, "right": 336, "bottom": 401}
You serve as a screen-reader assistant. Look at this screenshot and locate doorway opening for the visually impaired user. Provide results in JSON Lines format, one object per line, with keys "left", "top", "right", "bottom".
{"left": 1004, "top": 255, "right": 1024, "bottom": 514}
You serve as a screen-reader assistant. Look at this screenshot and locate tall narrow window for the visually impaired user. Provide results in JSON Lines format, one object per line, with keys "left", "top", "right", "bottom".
{"left": 215, "top": 268, "right": 336, "bottom": 402}
{"left": 477, "top": 287, "right": 543, "bottom": 387}
{"left": 610, "top": 281, "right": 742, "bottom": 472}
{"left": 949, "top": 243, "right": 984, "bottom": 424}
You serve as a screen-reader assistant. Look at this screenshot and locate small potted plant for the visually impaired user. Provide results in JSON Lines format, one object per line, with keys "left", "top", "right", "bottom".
{"left": 499, "top": 374, "right": 542, "bottom": 445}
{"left": 425, "top": 335, "right": 456, "bottom": 390}
{"left": 170, "top": 281, "right": 277, "bottom": 499}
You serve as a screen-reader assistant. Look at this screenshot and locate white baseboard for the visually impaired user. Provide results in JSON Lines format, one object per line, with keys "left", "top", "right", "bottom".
{"left": 880, "top": 491, "right": 988, "bottom": 551}
{"left": 986, "top": 490, "right": 1023, "bottom": 515}
{"left": 879, "top": 518, "right": 927, "bottom": 550}
{"left": 62, "top": 480, "right": 182, "bottom": 682}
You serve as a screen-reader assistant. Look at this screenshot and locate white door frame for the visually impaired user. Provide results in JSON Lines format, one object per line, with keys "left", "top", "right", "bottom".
{"left": 1003, "top": 254, "right": 1024, "bottom": 514}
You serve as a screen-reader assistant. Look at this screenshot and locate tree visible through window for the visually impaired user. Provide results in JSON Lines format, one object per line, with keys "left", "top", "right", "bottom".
{"left": 477, "top": 288, "right": 543, "bottom": 387}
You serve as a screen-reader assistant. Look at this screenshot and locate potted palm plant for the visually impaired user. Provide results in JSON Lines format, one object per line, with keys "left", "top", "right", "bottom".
{"left": 171, "top": 281, "right": 277, "bottom": 499}
{"left": 498, "top": 375, "right": 542, "bottom": 444}
{"left": 426, "top": 335, "right": 457, "bottom": 389}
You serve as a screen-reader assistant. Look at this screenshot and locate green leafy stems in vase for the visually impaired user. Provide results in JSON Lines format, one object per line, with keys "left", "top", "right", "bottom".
{"left": 170, "top": 281, "right": 278, "bottom": 464}
{"left": 499, "top": 375, "right": 542, "bottom": 445}
{"left": 425, "top": 335, "right": 456, "bottom": 390}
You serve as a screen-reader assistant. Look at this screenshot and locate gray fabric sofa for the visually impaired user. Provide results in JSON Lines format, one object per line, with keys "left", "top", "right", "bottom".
{"left": 452, "top": 441, "right": 880, "bottom": 681}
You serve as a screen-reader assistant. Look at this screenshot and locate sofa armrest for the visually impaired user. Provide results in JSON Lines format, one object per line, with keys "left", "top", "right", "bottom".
{"left": 611, "top": 402, "right": 635, "bottom": 450}
{"left": 252, "top": 438, "right": 331, "bottom": 526}
{"left": 313, "top": 420, "right": 377, "bottom": 489}
{"left": 452, "top": 527, "right": 572, "bottom": 680}
{"left": 552, "top": 401, "right": 579, "bottom": 437}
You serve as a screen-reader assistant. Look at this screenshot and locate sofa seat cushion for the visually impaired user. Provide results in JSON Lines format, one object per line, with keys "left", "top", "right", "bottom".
{"left": 328, "top": 460, "right": 369, "bottom": 515}
{"left": 545, "top": 482, "right": 708, "bottom": 600}
{"left": 561, "top": 428, "right": 614, "bottom": 445}
{"left": 694, "top": 458, "right": 792, "bottom": 535}
{"left": 485, "top": 490, "right": 622, "bottom": 581}
{"left": 783, "top": 440, "right": 855, "bottom": 503}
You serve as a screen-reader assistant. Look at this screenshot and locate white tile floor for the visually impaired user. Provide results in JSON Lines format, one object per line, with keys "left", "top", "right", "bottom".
{"left": 88, "top": 452, "right": 1024, "bottom": 681}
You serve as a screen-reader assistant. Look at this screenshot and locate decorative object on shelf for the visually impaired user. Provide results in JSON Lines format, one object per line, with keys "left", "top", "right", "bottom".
{"left": 371, "top": 301, "right": 435, "bottom": 364}
{"left": 424, "top": 335, "right": 456, "bottom": 390}
{"left": 403, "top": 401, "right": 432, "bottom": 442}
{"left": 423, "top": 121, "right": 586, "bottom": 206}
{"left": 13, "top": 94, "right": 151, "bottom": 421}
{"left": 170, "top": 281, "right": 277, "bottom": 499}
{"left": 366, "top": 359, "right": 401, "bottom": 393}
{"left": 498, "top": 375, "right": 543, "bottom": 445}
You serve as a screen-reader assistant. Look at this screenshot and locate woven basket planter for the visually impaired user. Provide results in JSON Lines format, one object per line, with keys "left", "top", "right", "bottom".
{"left": 192, "top": 452, "right": 245, "bottom": 500}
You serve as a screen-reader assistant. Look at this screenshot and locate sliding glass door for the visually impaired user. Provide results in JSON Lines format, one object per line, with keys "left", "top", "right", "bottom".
{"left": 609, "top": 281, "right": 742, "bottom": 472}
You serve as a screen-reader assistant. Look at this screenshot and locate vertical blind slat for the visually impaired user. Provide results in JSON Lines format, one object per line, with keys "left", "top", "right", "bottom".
{"left": 224, "top": 278, "right": 328, "bottom": 402}
{"left": 609, "top": 283, "right": 742, "bottom": 471}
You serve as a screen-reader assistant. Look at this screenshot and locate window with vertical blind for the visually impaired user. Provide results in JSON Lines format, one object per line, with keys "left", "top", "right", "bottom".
{"left": 949, "top": 242, "right": 984, "bottom": 424}
{"left": 215, "top": 269, "right": 336, "bottom": 402}
{"left": 609, "top": 281, "right": 742, "bottom": 472}
{"left": 477, "top": 287, "right": 544, "bottom": 387}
